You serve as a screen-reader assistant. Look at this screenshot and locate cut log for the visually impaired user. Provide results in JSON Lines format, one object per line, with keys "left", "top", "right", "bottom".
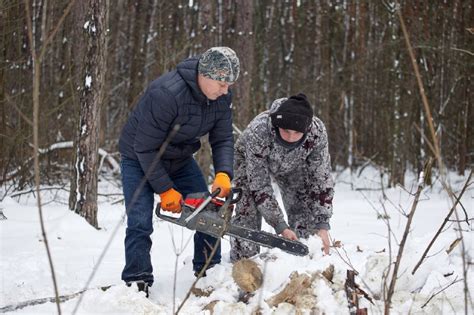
{"left": 266, "top": 272, "right": 314, "bottom": 307}
{"left": 232, "top": 259, "right": 263, "bottom": 293}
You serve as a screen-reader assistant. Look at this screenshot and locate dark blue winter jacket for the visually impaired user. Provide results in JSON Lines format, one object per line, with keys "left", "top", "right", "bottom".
{"left": 119, "top": 56, "right": 234, "bottom": 194}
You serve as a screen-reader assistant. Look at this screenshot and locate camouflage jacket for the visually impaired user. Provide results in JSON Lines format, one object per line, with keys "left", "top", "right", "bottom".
{"left": 234, "top": 98, "right": 335, "bottom": 234}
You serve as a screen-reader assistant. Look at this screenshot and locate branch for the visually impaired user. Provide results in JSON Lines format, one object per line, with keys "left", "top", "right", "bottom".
{"left": 0, "top": 285, "right": 113, "bottom": 313}
{"left": 4, "top": 93, "right": 33, "bottom": 126}
{"left": 413, "top": 123, "right": 437, "bottom": 157}
{"left": 450, "top": 47, "right": 474, "bottom": 56}
{"left": 175, "top": 235, "right": 224, "bottom": 314}
{"left": 4, "top": 141, "right": 120, "bottom": 181}
{"left": 421, "top": 277, "right": 462, "bottom": 309}
{"left": 168, "top": 224, "right": 193, "bottom": 314}
{"left": 396, "top": 2, "right": 441, "bottom": 169}
{"left": 24, "top": 1, "right": 61, "bottom": 312}
{"left": 8, "top": 185, "right": 68, "bottom": 198}
{"left": 412, "top": 170, "right": 472, "bottom": 275}
{"left": 385, "top": 162, "right": 429, "bottom": 314}
{"left": 38, "top": 0, "right": 76, "bottom": 61}
{"left": 175, "top": 198, "right": 234, "bottom": 314}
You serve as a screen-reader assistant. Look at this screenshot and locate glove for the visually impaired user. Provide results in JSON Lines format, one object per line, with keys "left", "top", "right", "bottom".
{"left": 211, "top": 172, "right": 231, "bottom": 198}
{"left": 159, "top": 188, "right": 183, "bottom": 213}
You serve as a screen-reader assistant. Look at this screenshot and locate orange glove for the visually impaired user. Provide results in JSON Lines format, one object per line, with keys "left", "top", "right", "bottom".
{"left": 159, "top": 188, "right": 183, "bottom": 213}
{"left": 211, "top": 172, "right": 231, "bottom": 198}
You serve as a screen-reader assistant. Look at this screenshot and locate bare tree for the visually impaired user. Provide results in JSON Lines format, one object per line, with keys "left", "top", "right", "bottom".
{"left": 69, "top": 0, "right": 107, "bottom": 228}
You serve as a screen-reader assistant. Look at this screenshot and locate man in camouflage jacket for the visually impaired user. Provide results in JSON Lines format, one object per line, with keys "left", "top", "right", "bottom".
{"left": 230, "top": 94, "right": 334, "bottom": 261}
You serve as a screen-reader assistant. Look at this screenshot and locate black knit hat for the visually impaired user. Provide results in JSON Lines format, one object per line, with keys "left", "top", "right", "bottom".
{"left": 270, "top": 93, "right": 313, "bottom": 133}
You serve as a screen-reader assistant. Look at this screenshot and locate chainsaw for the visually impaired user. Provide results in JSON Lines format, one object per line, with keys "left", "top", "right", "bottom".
{"left": 155, "top": 187, "right": 309, "bottom": 256}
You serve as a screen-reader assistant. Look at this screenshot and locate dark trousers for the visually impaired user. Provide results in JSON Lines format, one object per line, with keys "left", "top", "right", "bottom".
{"left": 120, "top": 157, "right": 221, "bottom": 285}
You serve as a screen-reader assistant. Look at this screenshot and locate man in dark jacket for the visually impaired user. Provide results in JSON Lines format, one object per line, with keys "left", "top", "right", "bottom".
{"left": 118, "top": 47, "right": 240, "bottom": 295}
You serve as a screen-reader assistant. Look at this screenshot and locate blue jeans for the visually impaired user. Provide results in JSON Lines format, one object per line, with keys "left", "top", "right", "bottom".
{"left": 120, "top": 157, "right": 221, "bottom": 285}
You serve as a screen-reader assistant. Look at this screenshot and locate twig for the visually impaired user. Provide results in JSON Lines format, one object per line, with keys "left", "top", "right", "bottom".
{"left": 448, "top": 218, "right": 474, "bottom": 224}
{"left": 451, "top": 194, "right": 473, "bottom": 314}
{"left": 25, "top": 0, "right": 64, "bottom": 312}
{"left": 330, "top": 234, "right": 378, "bottom": 304}
{"left": 412, "top": 122, "right": 438, "bottom": 157}
{"left": 333, "top": 243, "right": 358, "bottom": 275}
{"left": 421, "top": 277, "right": 462, "bottom": 308}
{"left": 450, "top": 47, "right": 474, "bottom": 56}
{"left": 7, "top": 185, "right": 68, "bottom": 198}
{"left": 168, "top": 224, "right": 193, "bottom": 315}
{"left": 175, "top": 237, "right": 223, "bottom": 314}
{"left": 356, "top": 152, "right": 380, "bottom": 177}
{"left": 111, "top": 197, "right": 124, "bottom": 205}
{"left": 175, "top": 198, "right": 233, "bottom": 314}
{"left": 412, "top": 171, "right": 472, "bottom": 275}
{"left": 0, "top": 208, "right": 7, "bottom": 220}
{"left": 4, "top": 93, "right": 33, "bottom": 126}
{"left": 37, "top": 0, "right": 77, "bottom": 61}
{"left": 385, "top": 164, "right": 428, "bottom": 315}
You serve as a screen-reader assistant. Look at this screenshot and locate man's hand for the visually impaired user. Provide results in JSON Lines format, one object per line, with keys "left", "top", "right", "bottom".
{"left": 159, "top": 188, "right": 183, "bottom": 213}
{"left": 211, "top": 172, "right": 231, "bottom": 198}
{"left": 281, "top": 228, "right": 298, "bottom": 241}
{"left": 317, "top": 229, "right": 330, "bottom": 255}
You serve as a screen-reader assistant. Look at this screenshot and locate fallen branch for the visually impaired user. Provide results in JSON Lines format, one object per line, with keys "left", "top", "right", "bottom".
{"left": 6, "top": 141, "right": 120, "bottom": 180}
{"left": 0, "top": 285, "right": 113, "bottom": 313}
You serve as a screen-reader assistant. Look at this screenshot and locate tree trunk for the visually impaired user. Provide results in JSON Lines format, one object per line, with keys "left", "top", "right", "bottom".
{"left": 69, "top": 0, "right": 107, "bottom": 228}
{"left": 193, "top": 1, "right": 216, "bottom": 185}
{"left": 233, "top": 0, "right": 254, "bottom": 128}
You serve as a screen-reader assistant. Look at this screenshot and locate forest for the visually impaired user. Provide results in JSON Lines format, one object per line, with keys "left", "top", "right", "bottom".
{"left": 0, "top": 1, "right": 473, "bottom": 314}
{"left": 2, "top": 0, "right": 472, "bottom": 191}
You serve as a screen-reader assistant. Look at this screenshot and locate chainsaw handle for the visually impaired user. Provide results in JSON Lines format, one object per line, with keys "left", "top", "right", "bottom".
{"left": 210, "top": 187, "right": 221, "bottom": 198}
{"left": 210, "top": 187, "right": 241, "bottom": 204}
{"left": 228, "top": 187, "right": 243, "bottom": 204}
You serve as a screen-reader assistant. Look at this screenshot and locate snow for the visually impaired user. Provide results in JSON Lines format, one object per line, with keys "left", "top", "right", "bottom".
{"left": 85, "top": 75, "right": 92, "bottom": 89}
{"left": 81, "top": 123, "right": 87, "bottom": 136}
{"left": 0, "top": 167, "right": 472, "bottom": 314}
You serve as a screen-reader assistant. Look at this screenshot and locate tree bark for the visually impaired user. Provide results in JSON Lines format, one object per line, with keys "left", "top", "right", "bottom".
{"left": 233, "top": 0, "right": 254, "bottom": 128}
{"left": 69, "top": 0, "right": 107, "bottom": 228}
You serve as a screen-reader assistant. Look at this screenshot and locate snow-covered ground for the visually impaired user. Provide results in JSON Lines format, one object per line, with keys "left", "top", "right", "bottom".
{"left": 0, "top": 168, "right": 472, "bottom": 314}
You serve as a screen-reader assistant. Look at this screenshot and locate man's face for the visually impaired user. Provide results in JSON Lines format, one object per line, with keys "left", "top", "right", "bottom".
{"left": 198, "top": 74, "right": 233, "bottom": 100}
{"left": 278, "top": 128, "right": 304, "bottom": 143}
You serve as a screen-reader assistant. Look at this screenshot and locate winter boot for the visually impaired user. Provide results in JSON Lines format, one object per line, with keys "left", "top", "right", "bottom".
{"left": 126, "top": 280, "right": 150, "bottom": 298}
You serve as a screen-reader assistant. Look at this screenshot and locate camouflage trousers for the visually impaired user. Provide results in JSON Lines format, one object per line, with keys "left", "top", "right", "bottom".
{"left": 229, "top": 186, "right": 327, "bottom": 262}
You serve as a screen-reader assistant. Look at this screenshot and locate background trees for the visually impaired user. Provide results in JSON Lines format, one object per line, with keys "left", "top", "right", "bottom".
{"left": 1, "top": 0, "right": 472, "bottom": 193}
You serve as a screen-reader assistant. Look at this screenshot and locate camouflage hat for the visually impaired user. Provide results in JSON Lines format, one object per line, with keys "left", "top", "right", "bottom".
{"left": 198, "top": 47, "right": 240, "bottom": 83}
